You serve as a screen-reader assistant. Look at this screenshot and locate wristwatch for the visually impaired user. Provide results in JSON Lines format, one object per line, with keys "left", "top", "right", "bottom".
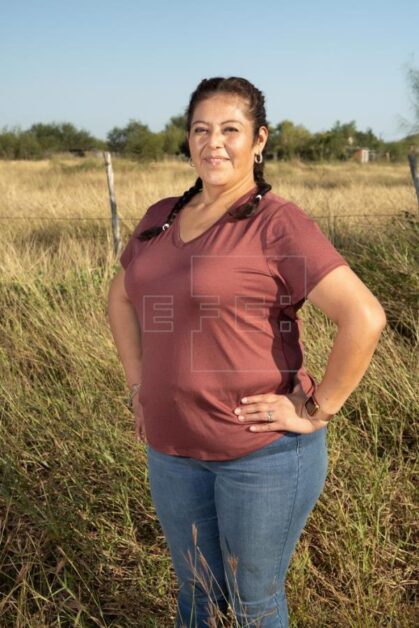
{"left": 304, "top": 393, "right": 335, "bottom": 422}
{"left": 127, "top": 383, "right": 142, "bottom": 410}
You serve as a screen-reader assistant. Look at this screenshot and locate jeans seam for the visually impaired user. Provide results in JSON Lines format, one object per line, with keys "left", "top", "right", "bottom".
{"left": 273, "top": 436, "right": 300, "bottom": 628}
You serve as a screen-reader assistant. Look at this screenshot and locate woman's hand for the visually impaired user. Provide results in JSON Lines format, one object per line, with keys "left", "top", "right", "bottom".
{"left": 233, "top": 380, "right": 329, "bottom": 435}
{"left": 132, "top": 394, "right": 148, "bottom": 444}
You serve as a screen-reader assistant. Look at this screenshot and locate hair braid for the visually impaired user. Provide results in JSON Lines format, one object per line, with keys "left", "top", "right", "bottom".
{"left": 137, "top": 178, "right": 203, "bottom": 240}
{"left": 233, "top": 163, "right": 272, "bottom": 220}
{"left": 136, "top": 76, "right": 273, "bottom": 240}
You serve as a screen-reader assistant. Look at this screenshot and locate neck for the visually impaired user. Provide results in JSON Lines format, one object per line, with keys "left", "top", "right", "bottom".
{"left": 199, "top": 172, "right": 257, "bottom": 208}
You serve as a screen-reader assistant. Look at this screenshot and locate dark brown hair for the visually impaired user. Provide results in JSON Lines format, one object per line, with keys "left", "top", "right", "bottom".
{"left": 138, "top": 77, "right": 271, "bottom": 241}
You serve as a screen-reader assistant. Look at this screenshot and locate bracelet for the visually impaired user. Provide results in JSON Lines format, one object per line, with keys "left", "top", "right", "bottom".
{"left": 127, "top": 383, "right": 142, "bottom": 410}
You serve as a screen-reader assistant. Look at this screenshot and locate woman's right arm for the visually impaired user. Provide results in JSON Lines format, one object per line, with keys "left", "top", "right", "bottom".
{"left": 107, "top": 268, "right": 143, "bottom": 390}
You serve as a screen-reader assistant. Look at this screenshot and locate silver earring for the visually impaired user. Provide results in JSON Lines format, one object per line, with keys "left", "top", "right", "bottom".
{"left": 188, "top": 158, "right": 195, "bottom": 167}
{"left": 254, "top": 153, "right": 263, "bottom": 164}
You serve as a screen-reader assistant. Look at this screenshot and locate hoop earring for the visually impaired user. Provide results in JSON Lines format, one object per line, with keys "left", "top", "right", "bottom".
{"left": 254, "top": 153, "right": 263, "bottom": 164}
{"left": 188, "top": 158, "right": 195, "bottom": 167}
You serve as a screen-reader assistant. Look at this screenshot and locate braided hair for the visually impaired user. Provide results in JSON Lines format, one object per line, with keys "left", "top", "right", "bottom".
{"left": 138, "top": 77, "right": 272, "bottom": 241}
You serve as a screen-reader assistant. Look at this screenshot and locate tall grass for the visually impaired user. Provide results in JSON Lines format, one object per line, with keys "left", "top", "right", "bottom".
{"left": 0, "top": 158, "right": 417, "bottom": 626}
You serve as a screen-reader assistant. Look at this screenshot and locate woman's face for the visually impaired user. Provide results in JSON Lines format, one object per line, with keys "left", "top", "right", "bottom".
{"left": 187, "top": 93, "right": 268, "bottom": 190}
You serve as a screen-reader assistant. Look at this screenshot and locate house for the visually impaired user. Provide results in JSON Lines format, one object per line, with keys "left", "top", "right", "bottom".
{"left": 352, "top": 148, "right": 370, "bottom": 163}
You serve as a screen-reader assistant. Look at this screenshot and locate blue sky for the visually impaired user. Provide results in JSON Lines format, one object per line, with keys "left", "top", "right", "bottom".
{"left": 0, "top": 0, "right": 417, "bottom": 141}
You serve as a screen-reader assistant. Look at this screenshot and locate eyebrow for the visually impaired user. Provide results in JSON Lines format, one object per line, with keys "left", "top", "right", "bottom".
{"left": 191, "top": 119, "right": 244, "bottom": 126}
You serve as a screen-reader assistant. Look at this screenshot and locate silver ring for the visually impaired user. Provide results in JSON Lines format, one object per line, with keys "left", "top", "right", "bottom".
{"left": 266, "top": 410, "right": 274, "bottom": 422}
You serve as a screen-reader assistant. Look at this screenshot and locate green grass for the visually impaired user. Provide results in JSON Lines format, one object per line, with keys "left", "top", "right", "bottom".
{"left": 0, "top": 161, "right": 417, "bottom": 626}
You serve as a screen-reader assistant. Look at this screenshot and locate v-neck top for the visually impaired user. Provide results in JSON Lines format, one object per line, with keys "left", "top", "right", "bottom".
{"left": 120, "top": 187, "right": 349, "bottom": 460}
{"left": 173, "top": 191, "right": 245, "bottom": 247}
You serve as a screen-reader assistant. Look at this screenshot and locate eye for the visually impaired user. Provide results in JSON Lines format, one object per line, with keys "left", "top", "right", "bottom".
{"left": 193, "top": 127, "right": 208, "bottom": 134}
{"left": 224, "top": 127, "right": 239, "bottom": 133}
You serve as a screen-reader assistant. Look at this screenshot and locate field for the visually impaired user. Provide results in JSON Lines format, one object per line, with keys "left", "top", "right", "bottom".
{"left": 0, "top": 157, "right": 417, "bottom": 627}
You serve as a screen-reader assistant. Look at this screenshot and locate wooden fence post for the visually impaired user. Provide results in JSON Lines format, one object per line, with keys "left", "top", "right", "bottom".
{"left": 407, "top": 149, "right": 419, "bottom": 208}
{"left": 328, "top": 211, "right": 336, "bottom": 243}
{"left": 103, "top": 151, "right": 122, "bottom": 256}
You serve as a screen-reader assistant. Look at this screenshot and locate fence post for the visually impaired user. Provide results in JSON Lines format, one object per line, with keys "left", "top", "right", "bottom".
{"left": 407, "top": 149, "right": 419, "bottom": 208}
{"left": 103, "top": 151, "right": 122, "bottom": 256}
{"left": 328, "top": 211, "right": 336, "bottom": 243}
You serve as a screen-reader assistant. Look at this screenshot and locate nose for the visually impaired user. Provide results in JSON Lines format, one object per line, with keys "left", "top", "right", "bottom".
{"left": 207, "top": 128, "right": 223, "bottom": 148}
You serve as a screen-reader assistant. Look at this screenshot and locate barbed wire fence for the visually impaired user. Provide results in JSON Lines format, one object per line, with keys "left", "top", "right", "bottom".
{"left": 1, "top": 211, "right": 416, "bottom": 252}
{"left": 1, "top": 149, "right": 417, "bottom": 248}
{"left": 0, "top": 213, "right": 407, "bottom": 220}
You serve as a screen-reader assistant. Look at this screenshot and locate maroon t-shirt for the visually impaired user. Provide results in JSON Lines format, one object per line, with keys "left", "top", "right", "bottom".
{"left": 120, "top": 187, "right": 349, "bottom": 460}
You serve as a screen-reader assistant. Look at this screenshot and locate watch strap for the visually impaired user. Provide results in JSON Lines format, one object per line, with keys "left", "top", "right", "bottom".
{"left": 304, "top": 393, "right": 335, "bottom": 422}
{"left": 128, "top": 383, "right": 142, "bottom": 410}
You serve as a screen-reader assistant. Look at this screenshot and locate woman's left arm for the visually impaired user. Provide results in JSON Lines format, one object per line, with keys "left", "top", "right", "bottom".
{"left": 235, "top": 265, "right": 387, "bottom": 434}
{"left": 303, "top": 264, "right": 387, "bottom": 417}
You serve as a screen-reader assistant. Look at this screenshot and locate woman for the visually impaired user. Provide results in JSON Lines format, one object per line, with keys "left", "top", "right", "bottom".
{"left": 108, "top": 77, "right": 386, "bottom": 627}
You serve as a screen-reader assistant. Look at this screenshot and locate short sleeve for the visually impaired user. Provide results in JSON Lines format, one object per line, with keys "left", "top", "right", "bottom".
{"left": 119, "top": 197, "right": 176, "bottom": 269}
{"left": 264, "top": 202, "right": 350, "bottom": 308}
{"left": 119, "top": 212, "right": 149, "bottom": 269}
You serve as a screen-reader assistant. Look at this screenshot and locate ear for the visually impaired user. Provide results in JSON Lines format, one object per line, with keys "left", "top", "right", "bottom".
{"left": 258, "top": 125, "right": 269, "bottom": 152}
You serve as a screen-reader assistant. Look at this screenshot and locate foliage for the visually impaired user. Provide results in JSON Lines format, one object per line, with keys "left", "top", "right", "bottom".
{"left": 162, "top": 114, "right": 188, "bottom": 156}
{"left": 29, "top": 122, "right": 100, "bottom": 153}
{"left": 0, "top": 122, "right": 104, "bottom": 159}
{"left": 0, "top": 113, "right": 414, "bottom": 162}
{"left": 405, "top": 64, "right": 419, "bottom": 134}
{"left": 268, "top": 119, "right": 389, "bottom": 162}
{"left": 268, "top": 120, "right": 312, "bottom": 160}
{"left": 107, "top": 120, "right": 165, "bottom": 161}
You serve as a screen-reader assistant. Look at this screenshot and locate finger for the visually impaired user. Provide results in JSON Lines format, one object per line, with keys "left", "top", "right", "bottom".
{"left": 249, "top": 413, "right": 313, "bottom": 433}
{"left": 248, "top": 418, "right": 295, "bottom": 432}
{"left": 135, "top": 417, "right": 145, "bottom": 440}
{"left": 240, "top": 394, "right": 278, "bottom": 405}
{"left": 251, "top": 421, "right": 317, "bottom": 434}
{"left": 235, "top": 399, "right": 278, "bottom": 416}
{"left": 249, "top": 423, "right": 279, "bottom": 432}
{"left": 136, "top": 430, "right": 146, "bottom": 443}
{"left": 139, "top": 422, "right": 147, "bottom": 443}
{"left": 238, "top": 411, "right": 275, "bottom": 422}
{"left": 236, "top": 405, "right": 265, "bottom": 417}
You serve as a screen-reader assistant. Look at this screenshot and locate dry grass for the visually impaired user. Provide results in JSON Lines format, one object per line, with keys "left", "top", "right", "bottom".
{"left": 0, "top": 157, "right": 417, "bottom": 626}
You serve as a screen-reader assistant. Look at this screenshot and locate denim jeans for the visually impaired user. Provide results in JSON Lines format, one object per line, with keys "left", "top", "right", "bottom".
{"left": 146, "top": 426, "right": 328, "bottom": 627}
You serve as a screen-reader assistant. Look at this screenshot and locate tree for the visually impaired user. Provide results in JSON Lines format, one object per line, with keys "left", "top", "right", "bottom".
{"left": 0, "top": 127, "right": 19, "bottom": 159}
{"left": 0, "top": 126, "right": 43, "bottom": 159}
{"left": 16, "top": 132, "right": 42, "bottom": 159}
{"left": 107, "top": 120, "right": 164, "bottom": 160}
{"left": 162, "top": 114, "right": 188, "bottom": 156}
{"left": 355, "top": 127, "right": 382, "bottom": 151}
{"left": 271, "top": 120, "right": 311, "bottom": 160}
{"left": 107, "top": 125, "right": 130, "bottom": 153}
{"left": 404, "top": 64, "right": 419, "bottom": 205}
{"left": 405, "top": 65, "right": 419, "bottom": 133}
{"left": 327, "top": 120, "right": 357, "bottom": 160}
{"left": 29, "top": 122, "right": 97, "bottom": 153}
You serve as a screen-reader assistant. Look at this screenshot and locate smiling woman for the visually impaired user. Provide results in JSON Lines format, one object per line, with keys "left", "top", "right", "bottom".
{"left": 107, "top": 76, "right": 387, "bottom": 627}
{"left": 188, "top": 96, "right": 267, "bottom": 194}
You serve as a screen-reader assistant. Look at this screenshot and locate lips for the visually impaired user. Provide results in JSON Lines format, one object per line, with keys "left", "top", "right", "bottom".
{"left": 205, "top": 157, "right": 229, "bottom": 165}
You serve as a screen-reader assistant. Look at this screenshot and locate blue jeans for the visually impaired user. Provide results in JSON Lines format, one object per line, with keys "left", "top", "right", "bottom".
{"left": 146, "top": 427, "right": 328, "bottom": 627}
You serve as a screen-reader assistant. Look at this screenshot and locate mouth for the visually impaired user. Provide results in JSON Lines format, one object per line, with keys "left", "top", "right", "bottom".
{"left": 204, "top": 157, "right": 229, "bottom": 166}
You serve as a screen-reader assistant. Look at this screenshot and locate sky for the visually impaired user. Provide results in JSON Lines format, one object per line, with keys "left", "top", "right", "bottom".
{"left": 0, "top": 0, "right": 418, "bottom": 142}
